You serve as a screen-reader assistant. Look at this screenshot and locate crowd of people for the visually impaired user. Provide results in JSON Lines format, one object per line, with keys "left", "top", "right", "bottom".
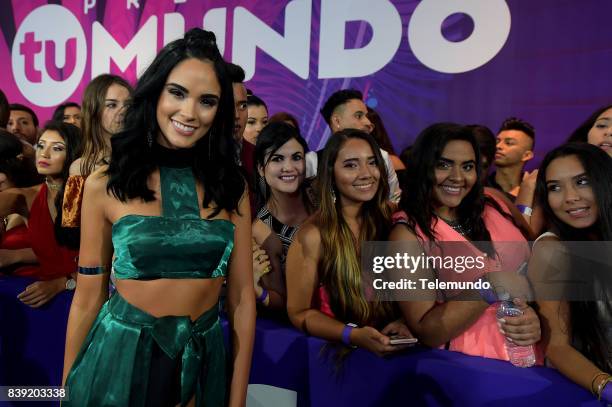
{"left": 0, "top": 28, "right": 611, "bottom": 405}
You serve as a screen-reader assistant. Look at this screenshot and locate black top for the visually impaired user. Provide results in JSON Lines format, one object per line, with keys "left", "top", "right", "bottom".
{"left": 152, "top": 143, "right": 196, "bottom": 169}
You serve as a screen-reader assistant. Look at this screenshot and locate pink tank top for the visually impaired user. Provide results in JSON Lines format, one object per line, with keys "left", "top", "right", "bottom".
{"left": 396, "top": 195, "right": 541, "bottom": 363}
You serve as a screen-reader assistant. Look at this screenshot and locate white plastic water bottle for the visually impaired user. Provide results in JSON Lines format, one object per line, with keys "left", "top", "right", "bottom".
{"left": 496, "top": 293, "right": 536, "bottom": 368}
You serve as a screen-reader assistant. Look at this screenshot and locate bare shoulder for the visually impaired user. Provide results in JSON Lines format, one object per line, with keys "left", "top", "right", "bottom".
{"left": 296, "top": 220, "right": 321, "bottom": 248}
{"left": 389, "top": 222, "right": 418, "bottom": 242}
{"left": 530, "top": 233, "right": 565, "bottom": 268}
{"left": 69, "top": 158, "right": 83, "bottom": 176}
{"left": 532, "top": 233, "right": 562, "bottom": 250}
{"left": 83, "top": 166, "right": 110, "bottom": 196}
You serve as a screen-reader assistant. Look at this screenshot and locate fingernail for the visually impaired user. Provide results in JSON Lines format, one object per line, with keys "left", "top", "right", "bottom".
{"left": 498, "top": 318, "right": 506, "bottom": 324}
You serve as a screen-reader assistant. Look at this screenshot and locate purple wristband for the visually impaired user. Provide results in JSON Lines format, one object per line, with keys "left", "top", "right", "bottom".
{"left": 516, "top": 204, "right": 533, "bottom": 216}
{"left": 257, "top": 288, "right": 268, "bottom": 303}
{"left": 601, "top": 381, "right": 612, "bottom": 403}
{"left": 342, "top": 323, "right": 357, "bottom": 347}
{"left": 477, "top": 276, "right": 498, "bottom": 304}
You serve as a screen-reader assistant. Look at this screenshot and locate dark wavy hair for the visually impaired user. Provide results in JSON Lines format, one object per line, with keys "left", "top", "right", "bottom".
{"left": 399, "top": 123, "right": 520, "bottom": 255}
{"left": 535, "top": 142, "right": 612, "bottom": 372}
{"left": 39, "top": 122, "right": 82, "bottom": 248}
{"left": 106, "top": 29, "right": 244, "bottom": 216}
{"left": 567, "top": 105, "right": 612, "bottom": 144}
{"left": 253, "top": 121, "right": 310, "bottom": 212}
{"left": 0, "top": 130, "right": 41, "bottom": 188}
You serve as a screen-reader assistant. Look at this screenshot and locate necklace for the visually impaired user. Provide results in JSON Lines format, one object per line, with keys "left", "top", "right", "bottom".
{"left": 45, "top": 179, "right": 62, "bottom": 191}
{"left": 440, "top": 217, "right": 472, "bottom": 237}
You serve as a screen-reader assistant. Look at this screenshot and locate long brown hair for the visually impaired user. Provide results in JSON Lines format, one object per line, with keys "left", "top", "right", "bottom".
{"left": 315, "top": 129, "right": 395, "bottom": 327}
{"left": 80, "top": 74, "right": 132, "bottom": 177}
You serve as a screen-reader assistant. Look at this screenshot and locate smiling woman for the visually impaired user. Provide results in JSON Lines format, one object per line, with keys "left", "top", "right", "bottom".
{"left": 286, "top": 129, "right": 412, "bottom": 358}
{"left": 62, "top": 28, "right": 255, "bottom": 407}
{"left": 390, "top": 123, "right": 540, "bottom": 362}
{"left": 251, "top": 122, "right": 312, "bottom": 312}
{"left": 530, "top": 142, "right": 612, "bottom": 402}
{"left": 156, "top": 59, "right": 220, "bottom": 149}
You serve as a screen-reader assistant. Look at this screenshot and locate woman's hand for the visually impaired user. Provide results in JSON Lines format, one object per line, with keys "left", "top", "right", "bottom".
{"left": 351, "top": 326, "right": 408, "bottom": 357}
{"left": 381, "top": 318, "right": 415, "bottom": 339}
{"left": 252, "top": 241, "right": 270, "bottom": 295}
{"left": 498, "top": 298, "right": 541, "bottom": 346}
{"left": 17, "top": 277, "right": 66, "bottom": 308}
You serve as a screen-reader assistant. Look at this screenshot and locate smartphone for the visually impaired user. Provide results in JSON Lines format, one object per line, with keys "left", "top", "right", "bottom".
{"left": 389, "top": 335, "right": 418, "bottom": 345}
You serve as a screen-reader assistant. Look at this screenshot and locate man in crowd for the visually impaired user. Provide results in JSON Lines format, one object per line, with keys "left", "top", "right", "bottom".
{"left": 488, "top": 117, "right": 535, "bottom": 199}
{"left": 7, "top": 103, "right": 39, "bottom": 146}
{"left": 226, "top": 63, "right": 251, "bottom": 174}
{"left": 227, "top": 62, "right": 258, "bottom": 214}
{"left": 306, "top": 89, "right": 401, "bottom": 202}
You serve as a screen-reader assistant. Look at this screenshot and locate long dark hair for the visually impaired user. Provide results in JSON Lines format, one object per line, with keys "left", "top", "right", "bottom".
{"left": 0, "top": 130, "right": 41, "bottom": 188}
{"left": 399, "top": 123, "right": 518, "bottom": 254}
{"left": 253, "top": 121, "right": 310, "bottom": 212}
{"left": 107, "top": 29, "right": 244, "bottom": 216}
{"left": 39, "top": 122, "right": 82, "bottom": 248}
{"left": 316, "top": 129, "right": 394, "bottom": 327}
{"left": 567, "top": 105, "right": 612, "bottom": 143}
{"left": 535, "top": 142, "right": 612, "bottom": 372}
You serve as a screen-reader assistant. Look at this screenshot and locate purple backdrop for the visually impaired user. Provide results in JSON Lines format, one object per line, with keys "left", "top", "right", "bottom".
{"left": 1, "top": 0, "right": 611, "bottom": 165}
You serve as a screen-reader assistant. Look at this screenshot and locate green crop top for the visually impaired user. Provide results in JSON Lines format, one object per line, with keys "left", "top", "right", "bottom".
{"left": 111, "top": 165, "right": 234, "bottom": 280}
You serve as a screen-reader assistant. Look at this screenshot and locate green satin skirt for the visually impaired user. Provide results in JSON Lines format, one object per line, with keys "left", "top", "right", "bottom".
{"left": 65, "top": 292, "right": 226, "bottom": 406}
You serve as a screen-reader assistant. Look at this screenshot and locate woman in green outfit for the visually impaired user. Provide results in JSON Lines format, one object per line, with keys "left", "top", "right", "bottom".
{"left": 62, "top": 29, "right": 255, "bottom": 406}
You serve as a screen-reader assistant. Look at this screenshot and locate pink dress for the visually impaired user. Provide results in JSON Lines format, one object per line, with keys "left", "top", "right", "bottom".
{"left": 396, "top": 195, "right": 542, "bottom": 363}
